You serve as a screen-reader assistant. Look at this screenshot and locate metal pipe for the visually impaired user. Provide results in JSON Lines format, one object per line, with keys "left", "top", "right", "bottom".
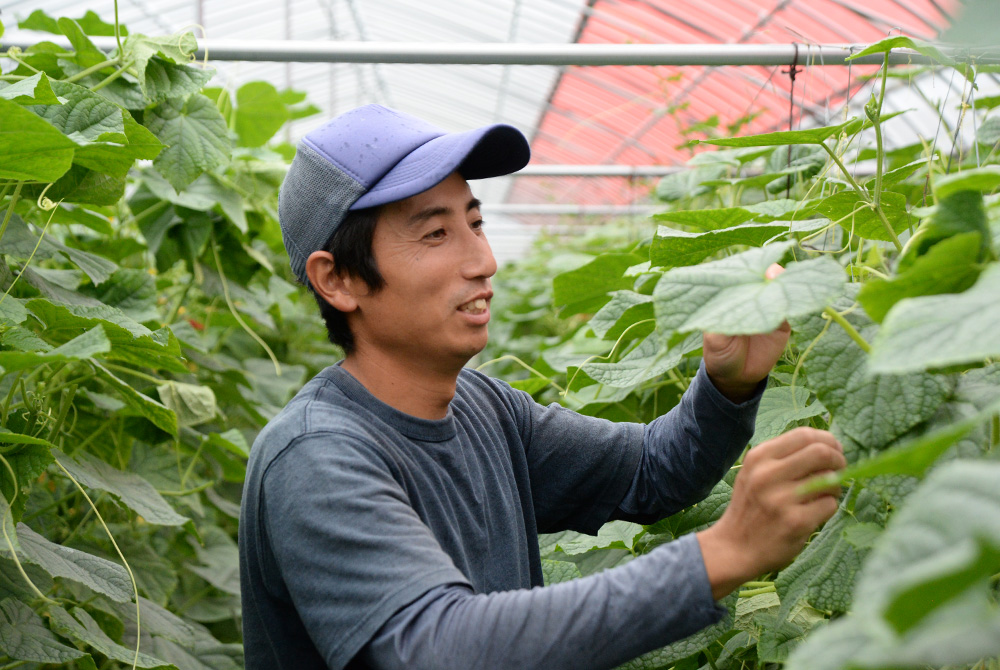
{"left": 4, "top": 35, "right": 995, "bottom": 66}
{"left": 515, "top": 165, "right": 681, "bottom": 177}
{"left": 481, "top": 203, "right": 662, "bottom": 215}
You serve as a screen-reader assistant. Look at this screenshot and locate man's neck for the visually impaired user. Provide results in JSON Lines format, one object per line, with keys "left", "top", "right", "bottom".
{"left": 340, "top": 350, "right": 460, "bottom": 420}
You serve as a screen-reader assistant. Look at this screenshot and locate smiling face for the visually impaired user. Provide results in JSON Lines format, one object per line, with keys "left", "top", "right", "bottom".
{"left": 345, "top": 171, "right": 497, "bottom": 373}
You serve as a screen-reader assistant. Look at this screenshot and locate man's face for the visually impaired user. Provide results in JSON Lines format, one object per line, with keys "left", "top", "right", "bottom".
{"left": 348, "top": 171, "right": 497, "bottom": 371}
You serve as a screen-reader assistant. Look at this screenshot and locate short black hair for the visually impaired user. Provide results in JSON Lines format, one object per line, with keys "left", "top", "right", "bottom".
{"left": 309, "top": 206, "right": 384, "bottom": 355}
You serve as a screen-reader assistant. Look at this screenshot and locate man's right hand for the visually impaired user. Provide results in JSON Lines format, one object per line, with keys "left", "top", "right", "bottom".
{"left": 696, "top": 427, "right": 847, "bottom": 600}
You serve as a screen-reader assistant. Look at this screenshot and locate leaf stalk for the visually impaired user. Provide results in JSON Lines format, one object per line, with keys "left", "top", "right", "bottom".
{"left": 823, "top": 306, "right": 872, "bottom": 354}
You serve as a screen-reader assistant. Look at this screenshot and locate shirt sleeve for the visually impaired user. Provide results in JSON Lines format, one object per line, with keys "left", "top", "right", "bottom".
{"left": 359, "top": 533, "right": 725, "bottom": 670}
{"left": 260, "top": 432, "right": 472, "bottom": 670}
{"left": 616, "top": 361, "right": 764, "bottom": 523}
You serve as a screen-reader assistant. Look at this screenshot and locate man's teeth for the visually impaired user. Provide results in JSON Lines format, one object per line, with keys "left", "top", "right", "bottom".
{"left": 460, "top": 298, "right": 488, "bottom": 313}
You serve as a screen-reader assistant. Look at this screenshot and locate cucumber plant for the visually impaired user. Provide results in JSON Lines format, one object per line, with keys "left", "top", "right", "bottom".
{"left": 0, "top": 7, "right": 329, "bottom": 669}
{"left": 484, "top": 37, "right": 1000, "bottom": 670}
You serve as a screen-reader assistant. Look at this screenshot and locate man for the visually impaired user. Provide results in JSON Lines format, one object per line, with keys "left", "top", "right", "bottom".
{"left": 239, "top": 105, "right": 845, "bottom": 670}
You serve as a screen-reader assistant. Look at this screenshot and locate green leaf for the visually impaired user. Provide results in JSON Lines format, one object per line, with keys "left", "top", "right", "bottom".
{"left": 0, "top": 326, "right": 110, "bottom": 373}
{"left": 775, "top": 489, "right": 886, "bottom": 621}
{"left": 557, "top": 521, "right": 644, "bottom": 555}
{"left": 0, "top": 98, "right": 76, "bottom": 182}
{"left": 55, "top": 18, "right": 109, "bottom": 69}
{"left": 589, "top": 291, "right": 653, "bottom": 339}
{"left": 934, "top": 165, "right": 1000, "bottom": 200}
{"left": 9, "top": 523, "right": 132, "bottom": 602}
{"left": 0, "top": 298, "right": 29, "bottom": 327}
{"left": 655, "top": 165, "right": 725, "bottom": 202}
{"left": 0, "top": 444, "right": 53, "bottom": 522}
{"left": 791, "top": 286, "right": 952, "bottom": 452}
{"left": 648, "top": 479, "right": 733, "bottom": 538}
{"left": 0, "top": 214, "right": 118, "bottom": 284}
{"left": 48, "top": 606, "right": 177, "bottom": 669}
{"left": 143, "top": 59, "right": 214, "bottom": 105}
{"left": 582, "top": 332, "right": 700, "bottom": 388}
{"left": 869, "top": 263, "right": 1000, "bottom": 373}
{"left": 650, "top": 219, "right": 827, "bottom": 269}
{"left": 146, "top": 94, "right": 232, "bottom": 191}
{"left": 899, "top": 190, "right": 992, "bottom": 273}
{"left": 123, "top": 32, "right": 200, "bottom": 100}
{"left": 749, "top": 385, "right": 825, "bottom": 447}
{"left": 156, "top": 381, "right": 217, "bottom": 427}
{"left": 701, "top": 117, "right": 863, "bottom": 148}
{"left": 652, "top": 206, "right": 755, "bottom": 231}
{"left": 858, "top": 461, "right": 1000, "bottom": 637}
{"left": 140, "top": 170, "right": 247, "bottom": 233}
{"left": 810, "top": 191, "right": 911, "bottom": 242}
{"left": 653, "top": 242, "right": 845, "bottom": 336}
{"left": 858, "top": 232, "right": 983, "bottom": 323}
{"left": 976, "top": 115, "right": 1000, "bottom": 146}
{"left": 0, "top": 72, "right": 62, "bottom": 105}
{"left": 0, "top": 556, "right": 53, "bottom": 602}
{"left": 73, "top": 10, "right": 129, "bottom": 36}
{"left": 186, "top": 526, "right": 240, "bottom": 595}
{"left": 235, "top": 81, "right": 290, "bottom": 147}
{"left": 617, "top": 595, "right": 736, "bottom": 670}
{"left": 26, "top": 299, "right": 187, "bottom": 373}
{"left": 819, "top": 395, "right": 1000, "bottom": 486}
{"left": 82, "top": 268, "right": 159, "bottom": 323}
{"left": 541, "top": 558, "right": 582, "bottom": 585}
{"left": 18, "top": 10, "right": 62, "bottom": 34}
{"left": 54, "top": 449, "right": 188, "bottom": 526}
{"left": 205, "top": 429, "right": 249, "bottom": 458}
{"left": 847, "top": 35, "right": 956, "bottom": 70}
{"left": 31, "top": 81, "right": 163, "bottom": 179}
{"left": 0, "top": 597, "right": 89, "bottom": 665}
{"left": 0, "top": 494, "right": 18, "bottom": 555}
{"left": 552, "top": 252, "right": 644, "bottom": 315}
{"left": 92, "top": 364, "right": 177, "bottom": 434}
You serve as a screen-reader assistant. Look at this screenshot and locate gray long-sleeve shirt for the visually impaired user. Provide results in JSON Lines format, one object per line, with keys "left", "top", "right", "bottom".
{"left": 239, "top": 361, "right": 761, "bottom": 670}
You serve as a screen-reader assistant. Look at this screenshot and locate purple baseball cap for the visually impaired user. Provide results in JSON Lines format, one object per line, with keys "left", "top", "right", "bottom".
{"left": 278, "top": 104, "right": 531, "bottom": 286}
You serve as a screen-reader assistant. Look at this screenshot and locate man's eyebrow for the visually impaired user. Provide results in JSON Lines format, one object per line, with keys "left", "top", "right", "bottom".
{"left": 407, "top": 198, "right": 482, "bottom": 225}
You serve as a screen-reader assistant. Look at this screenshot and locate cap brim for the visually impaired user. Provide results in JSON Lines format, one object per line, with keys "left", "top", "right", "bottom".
{"left": 350, "top": 124, "right": 530, "bottom": 210}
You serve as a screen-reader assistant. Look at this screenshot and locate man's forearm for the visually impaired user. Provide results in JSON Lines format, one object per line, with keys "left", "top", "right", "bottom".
{"left": 360, "top": 534, "right": 724, "bottom": 670}
{"left": 617, "top": 362, "right": 764, "bottom": 522}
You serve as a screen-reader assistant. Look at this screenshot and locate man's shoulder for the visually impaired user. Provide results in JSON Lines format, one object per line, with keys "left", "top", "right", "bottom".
{"left": 248, "top": 366, "right": 376, "bottom": 468}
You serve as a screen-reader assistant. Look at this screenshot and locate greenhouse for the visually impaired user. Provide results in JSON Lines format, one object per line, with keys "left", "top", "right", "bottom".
{"left": 1, "top": 0, "right": 999, "bottom": 668}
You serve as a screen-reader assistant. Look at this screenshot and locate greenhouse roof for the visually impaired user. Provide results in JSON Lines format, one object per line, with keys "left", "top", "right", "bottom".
{"left": 5, "top": 0, "right": 994, "bottom": 258}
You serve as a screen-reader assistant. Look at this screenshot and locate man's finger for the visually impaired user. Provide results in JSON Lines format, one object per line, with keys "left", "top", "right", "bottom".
{"left": 778, "top": 443, "right": 847, "bottom": 482}
{"left": 750, "top": 427, "right": 842, "bottom": 461}
{"left": 765, "top": 263, "right": 785, "bottom": 280}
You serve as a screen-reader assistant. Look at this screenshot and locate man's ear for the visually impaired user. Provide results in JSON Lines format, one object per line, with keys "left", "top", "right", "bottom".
{"left": 305, "top": 250, "right": 361, "bottom": 313}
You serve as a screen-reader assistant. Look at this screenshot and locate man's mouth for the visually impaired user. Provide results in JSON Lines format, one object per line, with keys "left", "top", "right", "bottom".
{"left": 458, "top": 298, "right": 489, "bottom": 314}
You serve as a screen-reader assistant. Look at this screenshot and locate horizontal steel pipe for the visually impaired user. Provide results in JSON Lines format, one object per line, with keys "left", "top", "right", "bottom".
{"left": 4, "top": 35, "right": 996, "bottom": 66}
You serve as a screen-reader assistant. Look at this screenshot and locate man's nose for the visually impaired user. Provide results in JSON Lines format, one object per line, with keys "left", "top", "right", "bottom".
{"left": 460, "top": 228, "right": 497, "bottom": 280}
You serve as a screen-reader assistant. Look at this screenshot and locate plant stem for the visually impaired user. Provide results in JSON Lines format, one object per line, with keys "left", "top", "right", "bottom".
{"left": 90, "top": 60, "right": 134, "bottom": 92}
{"left": 102, "top": 363, "right": 162, "bottom": 385}
{"left": 824, "top": 306, "right": 872, "bottom": 354}
{"left": 211, "top": 234, "right": 282, "bottom": 376}
{"left": 54, "top": 458, "right": 142, "bottom": 670}
{"left": 820, "top": 143, "right": 902, "bottom": 252}
{"left": 114, "top": 0, "right": 124, "bottom": 54}
{"left": 872, "top": 53, "right": 889, "bottom": 211}
{"left": 742, "top": 581, "right": 774, "bottom": 589}
{"left": 63, "top": 57, "right": 122, "bottom": 84}
{"left": 739, "top": 585, "right": 776, "bottom": 597}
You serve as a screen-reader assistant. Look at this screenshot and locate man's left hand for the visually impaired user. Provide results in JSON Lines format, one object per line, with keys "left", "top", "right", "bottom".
{"left": 703, "top": 264, "right": 789, "bottom": 403}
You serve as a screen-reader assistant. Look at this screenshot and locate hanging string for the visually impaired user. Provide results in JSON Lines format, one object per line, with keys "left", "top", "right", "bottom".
{"left": 783, "top": 43, "right": 803, "bottom": 199}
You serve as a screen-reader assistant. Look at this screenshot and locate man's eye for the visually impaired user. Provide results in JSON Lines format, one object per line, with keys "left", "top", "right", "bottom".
{"left": 471, "top": 219, "right": 486, "bottom": 230}
{"left": 424, "top": 229, "right": 446, "bottom": 240}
